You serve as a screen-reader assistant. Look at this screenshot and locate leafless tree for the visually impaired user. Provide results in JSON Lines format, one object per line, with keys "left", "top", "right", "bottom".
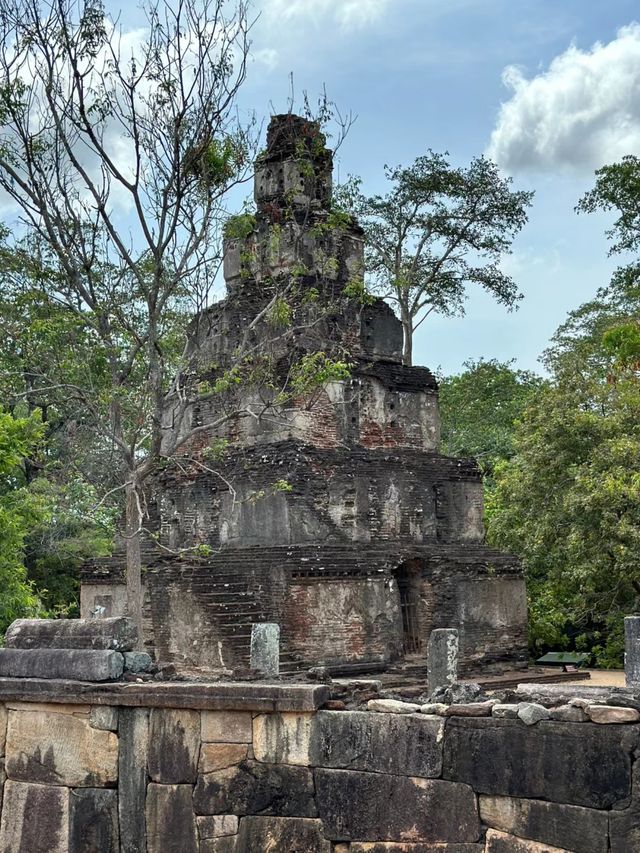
{"left": 0, "top": 0, "right": 262, "bottom": 641}
{"left": 0, "top": 0, "right": 357, "bottom": 643}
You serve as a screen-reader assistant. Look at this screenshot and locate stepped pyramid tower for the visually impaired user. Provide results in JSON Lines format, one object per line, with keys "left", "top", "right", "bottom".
{"left": 81, "top": 115, "right": 528, "bottom": 675}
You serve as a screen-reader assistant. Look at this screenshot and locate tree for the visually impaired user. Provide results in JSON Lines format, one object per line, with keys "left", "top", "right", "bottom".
{"left": 337, "top": 155, "right": 533, "bottom": 364}
{"left": 487, "top": 340, "right": 640, "bottom": 667}
{"left": 0, "top": 0, "right": 260, "bottom": 641}
{"left": 487, "top": 159, "right": 640, "bottom": 665}
{"left": 0, "top": 0, "right": 357, "bottom": 642}
{"left": 576, "top": 154, "right": 640, "bottom": 374}
{"left": 0, "top": 409, "right": 47, "bottom": 637}
{"left": 438, "top": 358, "right": 545, "bottom": 479}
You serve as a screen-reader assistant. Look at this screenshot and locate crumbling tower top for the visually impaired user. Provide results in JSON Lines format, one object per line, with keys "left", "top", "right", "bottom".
{"left": 254, "top": 113, "right": 333, "bottom": 216}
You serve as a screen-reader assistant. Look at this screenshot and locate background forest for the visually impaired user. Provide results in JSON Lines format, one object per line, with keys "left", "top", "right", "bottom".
{"left": 0, "top": 0, "right": 638, "bottom": 667}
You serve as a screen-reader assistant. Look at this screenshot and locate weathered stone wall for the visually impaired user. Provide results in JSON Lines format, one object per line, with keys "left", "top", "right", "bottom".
{"left": 0, "top": 681, "right": 638, "bottom": 852}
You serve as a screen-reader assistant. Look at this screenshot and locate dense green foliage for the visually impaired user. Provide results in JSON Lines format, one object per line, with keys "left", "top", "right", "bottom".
{"left": 487, "top": 293, "right": 640, "bottom": 667}
{"left": 439, "top": 359, "right": 545, "bottom": 478}
{"left": 484, "top": 157, "right": 640, "bottom": 667}
{"left": 437, "top": 156, "right": 640, "bottom": 666}
{"left": 0, "top": 239, "right": 121, "bottom": 622}
{"left": 0, "top": 410, "right": 45, "bottom": 636}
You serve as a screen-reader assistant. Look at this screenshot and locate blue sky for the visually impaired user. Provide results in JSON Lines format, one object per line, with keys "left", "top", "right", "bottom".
{"left": 229, "top": 0, "right": 640, "bottom": 375}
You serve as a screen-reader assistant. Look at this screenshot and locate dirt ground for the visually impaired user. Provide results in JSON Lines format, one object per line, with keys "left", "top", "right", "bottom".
{"left": 565, "top": 669, "right": 626, "bottom": 687}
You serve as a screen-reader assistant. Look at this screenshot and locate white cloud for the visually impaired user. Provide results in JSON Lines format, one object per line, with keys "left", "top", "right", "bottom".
{"left": 487, "top": 23, "right": 640, "bottom": 172}
{"left": 262, "top": 0, "right": 390, "bottom": 31}
{"left": 252, "top": 47, "right": 280, "bottom": 70}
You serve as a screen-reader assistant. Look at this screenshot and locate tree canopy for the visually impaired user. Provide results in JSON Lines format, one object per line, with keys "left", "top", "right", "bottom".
{"left": 337, "top": 153, "right": 533, "bottom": 364}
{"left": 439, "top": 358, "right": 545, "bottom": 479}
{"left": 0, "top": 409, "right": 46, "bottom": 636}
{"left": 485, "top": 157, "right": 640, "bottom": 666}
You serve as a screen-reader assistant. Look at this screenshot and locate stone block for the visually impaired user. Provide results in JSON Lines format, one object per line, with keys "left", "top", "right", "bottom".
{"left": 119, "top": 708, "right": 149, "bottom": 853}
{"left": 348, "top": 846, "right": 483, "bottom": 852}
{"left": 193, "top": 760, "right": 317, "bottom": 817}
{"left": 148, "top": 708, "right": 201, "bottom": 784}
{"left": 609, "top": 759, "right": 640, "bottom": 853}
{"left": 479, "top": 794, "right": 608, "bottom": 853}
{"left": 232, "top": 816, "right": 331, "bottom": 852}
{"left": 0, "top": 648, "right": 124, "bottom": 681}
{"left": 5, "top": 707, "right": 118, "bottom": 787}
{"left": 197, "top": 815, "right": 239, "bottom": 839}
{"left": 492, "top": 704, "right": 519, "bottom": 719}
{"left": 0, "top": 703, "right": 6, "bottom": 753}
{"left": 5, "top": 701, "right": 90, "bottom": 716}
{"left": 485, "top": 829, "right": 570, "bottom": 852}
{"left": 124, "top": 652, "right": 154, "bottom": 673}
{"left": 250, "top": 623, "right": 280, "bottom": 677}
{"left": 309, "top": 710, "right": 444, "bottom": 777}
{"left": 253, "top": 712, "right": 313, "bottom": 765}
{"left": 315, "top": 769, "right": 480, "bottom": 842}
{"left": 548, "top": 705, "right": 587, "bottom": 723}
{"left": 443, "top": 718, "right": 635, "bottom": 808}
{"left": 202, "top": 710, "right": 252, "bottom": 743}
{"left": 199, "top": 838, "right": 238, "bottom": 853}
{"left": 586, "top": 705, "right": 640, "bottom": 724}
{"left": 146, "top": 783, "right": 198, "bottom": 853}
{"left": 517, "top": 703, "right": 550, "bottom": 726}
{"left": 367, "top": 698, "right": 421, "bottom": 714}
{"left": 0, "top": 780, "right": 69, "bottom": 853}
{"left": 610, "top": 804, "right": 640, "bottom": 853}
{"left": 4, "top": 617, "right": 137, "bottom": 651}
{"left": 427, "top": 628, "right": 459, "bottom": 693}
{"left": 445, "top": 702, "right": 493, "bottom": 717}
{"left": 90, "top": 706, "right": 118, "bottom": 731}
{"left": 69, "top": 788, "right": 119, "bottom": 853}
{"left": 420, "top": 703, "right": 448, "bottom": 716}
{"left": 625, "top": 616, "right": 640, "bottom": 687}
{"left": 0, "top": 677, "right": 330, "bottom": 713}
{"left": 200, "top": 742, "right": 248, "bottom": 773}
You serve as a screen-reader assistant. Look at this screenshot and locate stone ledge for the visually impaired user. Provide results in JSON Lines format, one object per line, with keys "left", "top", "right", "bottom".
{"left": 0, "top": 678, "right": 330, "bottom": 712}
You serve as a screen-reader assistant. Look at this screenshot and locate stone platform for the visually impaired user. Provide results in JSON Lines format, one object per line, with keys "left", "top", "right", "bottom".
{"left": 0, "top": 676, "right": 639, "bottom": 852}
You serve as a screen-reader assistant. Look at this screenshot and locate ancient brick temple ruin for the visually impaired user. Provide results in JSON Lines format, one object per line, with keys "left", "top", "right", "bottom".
{"left": 81, "top": 114, "right": 528, "bottom": 676}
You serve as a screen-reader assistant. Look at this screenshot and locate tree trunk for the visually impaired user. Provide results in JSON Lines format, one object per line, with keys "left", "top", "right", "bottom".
{"left": 401, "top": 314, "right": 413, "bottom": 367}
{"left": 125, "top": 478, "right": 145, "bottom": 651}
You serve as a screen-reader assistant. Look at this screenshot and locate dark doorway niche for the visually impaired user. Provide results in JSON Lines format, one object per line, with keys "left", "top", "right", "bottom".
{"left": 394, "top": 560, "right": 422, "bottom": 655}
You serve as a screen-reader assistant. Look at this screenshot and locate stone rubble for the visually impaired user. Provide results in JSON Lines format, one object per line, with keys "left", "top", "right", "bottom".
{"left": 585, "top": 705, "right": 640, "bottom": 724}
{"left": 516, "top": 703, "right": 550, "bottom": 726}
{"left": 445, "top": 701, "right": 495, "bottom": 717}
{"left": 419, "top": 702, "right": 448, "bottom": 716}
{"left": 367, "top": 699, "right": 421, "bottom": 714}
{"left": 354, "top": 682, "right": 640, "bottom": 729}
{"left": 491, "top": 704, "right": 519, "bottom": 719}
{"left": 548, "top": 704, "right": 588, "bottom": 723}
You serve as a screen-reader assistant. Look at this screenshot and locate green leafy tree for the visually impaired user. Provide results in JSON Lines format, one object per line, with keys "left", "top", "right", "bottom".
{"left": 24, "top": 477, "right": 117, "bottom": 617}
{"left": 0, "top": 409, "right": 47, "bottom": 636}
{"left": 439, "top": 358, "right": 545, "bottom": 479}
{"left": 487, "top": 358, "right": 640, "bottom": 667}
{"left": 488, "top": 158, "right": 640, "bottom": 665}
{"left": 337, "top": 155, "right": 533, "bottom": 364}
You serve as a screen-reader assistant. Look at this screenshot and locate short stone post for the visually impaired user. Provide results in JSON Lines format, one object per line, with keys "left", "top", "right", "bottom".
{"left": 624, "top": 616, "right": 640, "bottom": 687}
{"left": 427, "top": 628, "right": 459, "bottom": 694}
{"left": 250, "top": 623, "right": 280, "bottom": 678}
